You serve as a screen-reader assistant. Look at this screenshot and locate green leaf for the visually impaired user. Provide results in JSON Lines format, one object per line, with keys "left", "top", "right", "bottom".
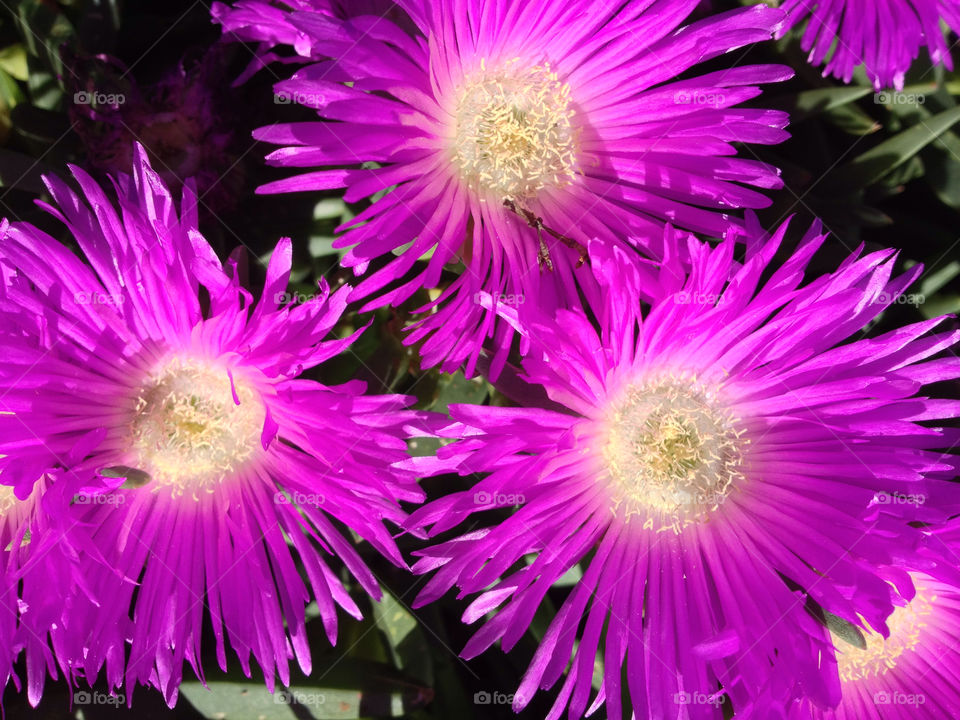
{"left": 181, "top": 656, "right": 430, "bottom": 720}
{"left": 920, "top": 260, "right": 960, "bottom": 297}
{"left": 830, "top": 105, "right": 960, "bottom": 189}
{"left": 823, "top": 101, "right": 881, "bottom": 136}
{"left": 0, "top": 44, "right": 28, "bottom": 81}
{"left": 776, "top": 85, "right": 874, "bottom": 122}
{"left": 308, "top": 235, "right": 344, "bottom": 258}
{"left": 0, "top": 68, "right": 25, "bottom": 111}
{"left": 16, "top": 1, "right": 75, "bottom": 82}
{"left": 824, "top": 611, "right": 867, "bottom": 650}
{"left": 428, "top": 371, "right": 491, "bottom": 413}
{"left": 181, "top": 680, "right": 316, "bottom": 720}
{"left": 372, "top": 585, "right": 433, "bottom": 686}
{"left": 919, "top": 294, "right": 960, "bottom": 320}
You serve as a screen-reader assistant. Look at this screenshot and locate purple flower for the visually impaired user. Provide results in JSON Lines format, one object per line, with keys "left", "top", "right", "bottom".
{"left": 405, "top": 219, "right": 960, "bottom": 718}
{"left": 0, "top": 479, "right": 94, "bottom": 706}
{"left": 790, "top": 565, "right": 960, "bottom": 717}
{"left": 778, "top": 0, "right": 960, "bottom": 90}
{"left": 212, "top": 1, "right": 412, "bottom": 82}
{"left": 0, "top": 144, "right": 429, "bottom": 704}
{"left": 67, "top": 47, "right": 249, "bottom": 214}
{"left": 786, "top": 521, "right": 960, "bottom": 718}
{"left": 214, "top": 0, "right": 793, "bottom": 376}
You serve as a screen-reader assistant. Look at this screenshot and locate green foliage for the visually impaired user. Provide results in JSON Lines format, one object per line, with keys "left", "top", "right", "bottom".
{"left": 5, "top": 1, "right": 960, "bottom": 719}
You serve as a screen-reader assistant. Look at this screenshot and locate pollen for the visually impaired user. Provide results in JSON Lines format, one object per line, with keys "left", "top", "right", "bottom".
{"left": 129, "top": 357, "right": 266, "bottom": 496}
{"left": 0, "top": 485, "right": 18, "bottom": 518}
{"left": 835, "top": 581, "right": 934, "bottom": 683}
{"left": 600, "top": 376, "right": 745, "bottom": 533}
{"left": 453, "top": 58, "right": 579, "bottom": 200}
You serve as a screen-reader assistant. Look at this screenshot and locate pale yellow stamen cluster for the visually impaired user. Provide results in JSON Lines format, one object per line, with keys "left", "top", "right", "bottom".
{"left": 0, "top": 485, "right": 18, "bottom": 518}
{"left": 129, "top": 357, "right": 265, "bottom": 496}
{"left": 0, "top": 484, "right": 30, "bottom": 550}
{"left": 601, "top": 376, "right": 745, "bottom": 533}
{"left": 836, "top": 587, "right": 934, "bottom": 683}
{"left": 453, "top": 58, "right": 579, "bottom": 200}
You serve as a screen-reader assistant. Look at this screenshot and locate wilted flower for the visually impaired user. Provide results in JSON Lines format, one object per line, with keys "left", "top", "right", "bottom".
{"left": 68, "top": 46, "right": 247, "bottom": 213}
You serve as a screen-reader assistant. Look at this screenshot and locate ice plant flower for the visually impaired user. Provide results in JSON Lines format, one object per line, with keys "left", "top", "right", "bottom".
{"left": 778, "top": 0, "right": 960, "bottom": 90}
{"left": 0, "top": 144, "right": 429, "bottom": 704}
{"left": 790, "top": 573, "right": 960, "bottom": 718}
{"left": 211, "top": 0, "right": 413, "bottom": 83}
{"left": 214, "top": 0, "right": 792, "bottom": 375}
{"left": 67, "top": 46, "right": 248, "bottom": 213}
{"left": 405, "top": 220, "right": 960, "bottom": 719}
{"left": 786, "top": 521, "right": 960, "bottom": 719}
{"left": 0, "top": 478, "right": 92, "bottom": 707}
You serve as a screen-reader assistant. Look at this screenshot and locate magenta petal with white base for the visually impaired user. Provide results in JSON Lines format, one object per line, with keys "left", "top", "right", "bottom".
{"left": 779, "top": 0, "right": 960, "bottom": 90}
{"left": 406, "top": 220, "right": 960, "bottom": 719}
{"left": 214, "top": 0, "right": 794, "bottom": 376}
{"left": 0, "top": 144, "right": 430, "bottom": 705}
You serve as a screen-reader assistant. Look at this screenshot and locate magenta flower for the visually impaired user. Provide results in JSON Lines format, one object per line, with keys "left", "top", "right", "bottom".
{"left": 211, "top": 0, "right": 411, "bottom": 83}
{"left": 214, "top": 0, "right": 792, "bottom": 375}
{"left": 786, "top": 521, "right": 960, "bottom": 719}
{"left": 0, "top": 144, "right": 429, "bottom": 704}
{"left": 779, "top": 0, "right": 960, "bottom": 90}
{"left": 68, "top": 46, "right": 249, "bottom": 213}
{"left": 791, "top": 576, "right": 960, "bottom": 719}
{"left": 0, "top": 478, "right": 94, "bottom": 706}
{"left": 405, "top": 220, "right": 960, "bottom": 718}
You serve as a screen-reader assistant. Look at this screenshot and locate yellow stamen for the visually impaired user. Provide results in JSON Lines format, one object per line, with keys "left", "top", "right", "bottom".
{"left": 453, "top": 59, "right": 579, "bottom": 200}
{"left": 600, "top": 376, "right": 745, "bottom": 533}
{"left": 129, "top": 357, "right": 265, "bottom": 496}
{"left": 836, "top": 582, "right": 934, "bottom": 682}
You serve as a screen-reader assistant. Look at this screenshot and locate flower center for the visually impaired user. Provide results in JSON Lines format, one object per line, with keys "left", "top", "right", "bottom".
{"left": 453, "top": 59, "right": 578, "bottom": 200}
{"left": 0, "top": 484, "right": 32, "bottom": 550}
{"left": 835, "top": 581, "right": 934, "bottom": 683}
{"left": 0, "top": 485, "right": 18, "bottom": 518}
{"left": 129, "top": 357, "right": 265, "bottom": 495}
{"left": 601, "top": 378, "right": 744, "bottom": 533}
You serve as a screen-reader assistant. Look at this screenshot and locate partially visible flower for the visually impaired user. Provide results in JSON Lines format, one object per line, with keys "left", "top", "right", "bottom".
{"left": 0, "top": 145, "right": 429, "bottom": 704}
{"left": 790, "top": 570, "right": 960, "bottom": 717}
{"left": 67, "top": 46, "right": 247, "bottom": 213}
{"left": 0, "top": 474, "right": 96, "bottom": 707}
{"left": 211, "top": 0, "right": 412, "bottom": 83}
{"left": 405, "top": 220, "right": 960, "bottom": 719}
{"left": 778, "top": 0, "right": 960, "bottom": 90}
{"left": 215, "top": 0, "right": 793, "bottom": 376}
